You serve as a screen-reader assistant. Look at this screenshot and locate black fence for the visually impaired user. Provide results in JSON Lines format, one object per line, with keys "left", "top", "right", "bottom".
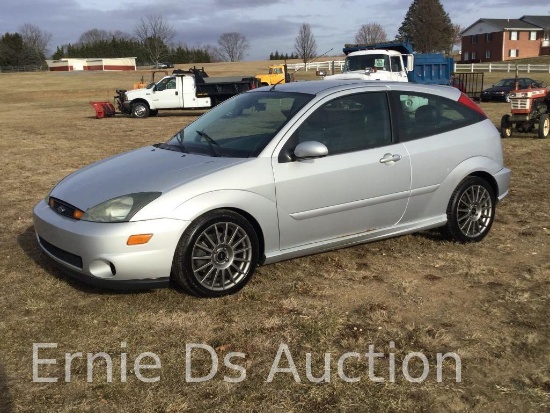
{"left": 452, "top": 72, "right": 485, "bottom": 101}
{"left": 0, "top": 65, "right": 44, "bottom": 73}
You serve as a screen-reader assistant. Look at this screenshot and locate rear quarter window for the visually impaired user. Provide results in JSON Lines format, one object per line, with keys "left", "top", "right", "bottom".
{"left": 391, "top": 91, "right": 486, "bottom": 142}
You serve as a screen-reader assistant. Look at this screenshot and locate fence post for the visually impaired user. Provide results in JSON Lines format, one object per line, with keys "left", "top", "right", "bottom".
{"left": 527, "top": 64, "right": 530, "bottom": 73}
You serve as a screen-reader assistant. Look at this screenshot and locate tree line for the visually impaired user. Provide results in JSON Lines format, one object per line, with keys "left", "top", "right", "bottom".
{"left": 1, "top": 0, "right": 461, "bottom": 69}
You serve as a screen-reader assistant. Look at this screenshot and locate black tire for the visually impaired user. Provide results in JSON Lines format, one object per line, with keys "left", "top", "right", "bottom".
{"left": 500, "top": 114, "right": 512, "bottom": 138}
{"left": 172, "top": 209, "right": 259, "bottom": 297}
{"left": 132, "top": 102, "right": 149, "bottom": 118}
{"left": 441, "top": 176, "right": 496, "bottom": 243}
{"left": 538, "top": 114, "right": 549, "bottom": 139}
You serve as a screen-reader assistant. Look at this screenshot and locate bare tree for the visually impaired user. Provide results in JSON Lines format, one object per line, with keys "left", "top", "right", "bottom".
{"left": 78, "top": 29, "right": 111, "bottom": 44}
{"left": 216, "top": 32, "right": 250, "bottom": 62}
{"left": 449, "top": 23, "right": 463, "bottom": 54}
{"left": 79, "top": 29, "right": 133, "bottom": 44}
{"left": 18, "top": 23, "right": 52, "bottom": 58}
{"left": 294, "top": 23, "right": 317, "bottom": 64}
{"left": 355, "top": 23, "right": 387, "bottom": 44}
{"left": 134, "top": 15, "right": 175, "bottom": 65}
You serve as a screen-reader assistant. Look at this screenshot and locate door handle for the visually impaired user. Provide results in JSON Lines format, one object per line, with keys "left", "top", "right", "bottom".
{"left": 379, "top": 153, "right": 402, "bottom": 165}
{"left": 175, "top": 91, "right": 179, "bottom": 95}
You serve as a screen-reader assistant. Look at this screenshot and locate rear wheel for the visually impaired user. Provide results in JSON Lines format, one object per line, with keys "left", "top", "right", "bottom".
{"left": 441, "top": 177, "right": 496, "bottom": 243}
{"left": 172, "top": 210, "right": 259, "bottom": 297}
{"left": 538, "top": 114, "right": 549, "bottom": 139}
{"left": 132, "top": 102, "right": 149, "bottom": 118}
{"left": 500, "top": 114, "right": 512, "bottom": 138}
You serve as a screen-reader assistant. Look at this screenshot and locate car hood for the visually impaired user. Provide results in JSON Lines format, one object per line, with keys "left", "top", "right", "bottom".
{"left": 50, "top": 146, "right": 246, "bottom": 210}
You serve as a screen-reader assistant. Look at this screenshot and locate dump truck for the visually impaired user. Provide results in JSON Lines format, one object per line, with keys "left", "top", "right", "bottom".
{"left": 320, "top": 41, "right": 454, "bottom": 85}
{"left": 117, "top": 68, "right": 260, "bottom": 118}
{"left": 90, "top": 68, "right": 260, "bottom": 119}
{"left": 255, "top": 64, "right": 295, "bottom": 86}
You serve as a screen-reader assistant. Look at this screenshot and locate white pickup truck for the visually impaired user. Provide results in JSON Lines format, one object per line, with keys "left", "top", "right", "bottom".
{"left": 116, "top": 69, "right": 260, "bottom": 118}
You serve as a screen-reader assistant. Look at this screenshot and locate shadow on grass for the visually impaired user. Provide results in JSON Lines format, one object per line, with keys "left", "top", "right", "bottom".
{"left": 411, "top": 228, "right": 447, "bottom": 242}
{"left": 0, "top": 363, "right": 13, "bottom": 413}
{"left": 17, "top": 225, "right": 171, "bottom": 296}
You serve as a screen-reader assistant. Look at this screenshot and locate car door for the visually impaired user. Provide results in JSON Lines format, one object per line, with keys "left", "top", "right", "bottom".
{"left": 152, "top": 77, "right": 182, "bottom": 109}
{"left": 271, "top": 91, "right": 411, "bottom": 251}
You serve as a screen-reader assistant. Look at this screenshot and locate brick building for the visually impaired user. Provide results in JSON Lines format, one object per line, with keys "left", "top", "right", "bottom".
{"left": 461, "top": 16, "right": 550, "bottom": 62}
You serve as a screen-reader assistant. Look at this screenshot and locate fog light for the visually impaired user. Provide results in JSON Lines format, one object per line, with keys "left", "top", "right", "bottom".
{"left": 127, "top": 234, "right": 153, "bottom": 245}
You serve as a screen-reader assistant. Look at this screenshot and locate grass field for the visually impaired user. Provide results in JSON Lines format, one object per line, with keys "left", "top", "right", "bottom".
{"left": 0, "top": 62, "right": 549, "bottom": 412}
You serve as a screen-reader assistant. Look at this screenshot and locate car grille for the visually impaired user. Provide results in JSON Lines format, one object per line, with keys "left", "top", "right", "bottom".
{"left": 511, "top": 99, "right": 529, "bottom": 110}
{"left": 39, "top": 236, "right": 83, "bottom": 269}
{"left": 49, "top": 197, "right": 78, "bottom": 219}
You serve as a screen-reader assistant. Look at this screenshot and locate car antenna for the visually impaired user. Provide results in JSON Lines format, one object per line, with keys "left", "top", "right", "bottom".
{"left": 270, "top": 47, "right": 334, "bottom": 91}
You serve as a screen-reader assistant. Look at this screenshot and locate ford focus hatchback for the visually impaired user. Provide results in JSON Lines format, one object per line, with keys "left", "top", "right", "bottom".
{"left": 34, "top": 80, "right": 510, "bottom": 296}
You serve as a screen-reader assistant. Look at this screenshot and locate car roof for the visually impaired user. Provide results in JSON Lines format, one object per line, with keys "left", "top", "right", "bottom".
{"left": 253, "top": 79, "right": 461, "bottom": 99}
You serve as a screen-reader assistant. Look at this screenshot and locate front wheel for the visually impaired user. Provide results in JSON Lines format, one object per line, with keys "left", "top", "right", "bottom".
{"left": 538, "top": 114, "right": 549, "bottom": 139}
{"left": 441, "top": 177, "right": 496, "bottom": 243}
{"left": 172, "top": 210, "right": 259, "bottom": 297}
{"left": 132, "top": 102, "right": 149, "bottom": 118}
{"left": 500, "top": 114, "right": 512, "bottom": 138}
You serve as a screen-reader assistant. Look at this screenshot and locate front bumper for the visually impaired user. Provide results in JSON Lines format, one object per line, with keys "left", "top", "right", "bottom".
{"left": 480, "top": 92, "right": 507, "bottom": 101}
{"left": 33, "top": 200, "right": 190, "bottom": 289}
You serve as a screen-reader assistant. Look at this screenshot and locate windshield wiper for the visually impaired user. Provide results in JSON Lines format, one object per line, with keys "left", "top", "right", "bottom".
{"left": 153, "top": 142, "right": 188, "bottom": 153}
{"left": 196, "top": 130, "right": 221, "bottom": 157}
{"left": 175, "top": 130, "right": 187, "bottom": 152}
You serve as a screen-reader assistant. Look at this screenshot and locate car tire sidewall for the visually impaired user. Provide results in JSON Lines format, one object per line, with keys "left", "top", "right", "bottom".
{"left": 443, "top": 177, "right": 496, "bottom": 243}
{"left": 172, "top": 210, "right": 259, "bottom": 297}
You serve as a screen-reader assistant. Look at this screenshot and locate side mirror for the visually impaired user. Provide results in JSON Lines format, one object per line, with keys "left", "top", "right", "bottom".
{"left": 294, "top": 141, "right": 328, "bottom": 159}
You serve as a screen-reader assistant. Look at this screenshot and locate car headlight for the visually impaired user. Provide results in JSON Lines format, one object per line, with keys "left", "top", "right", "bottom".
{"left": 81, "top": 192, "right": 161, "bottom": 223}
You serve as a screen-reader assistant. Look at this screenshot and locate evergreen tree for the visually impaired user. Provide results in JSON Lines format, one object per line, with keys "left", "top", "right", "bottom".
{"left": 396, "top": 0, "right": 453, "bottom": 53}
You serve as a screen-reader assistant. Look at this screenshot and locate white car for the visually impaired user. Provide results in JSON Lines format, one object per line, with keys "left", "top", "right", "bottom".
{"left": 34, "top": 80, "right": 511, "bottom": 297}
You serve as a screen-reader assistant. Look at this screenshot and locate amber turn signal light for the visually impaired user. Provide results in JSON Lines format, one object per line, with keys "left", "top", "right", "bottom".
{"left": 127, "top": 234, "right": 153, "bottom": 245}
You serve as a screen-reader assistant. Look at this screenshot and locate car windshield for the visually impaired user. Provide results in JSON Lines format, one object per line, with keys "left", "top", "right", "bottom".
{"left": 166, "top": 91, "right": 313, "bottom": 158}
{"left": 344, "top": 54, "right": 390, "bottom": 72}
{"left": 494, "top": 79, "right": 515, "bottom": 87}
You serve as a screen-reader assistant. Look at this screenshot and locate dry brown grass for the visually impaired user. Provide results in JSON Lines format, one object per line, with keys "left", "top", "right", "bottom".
{"left": 0, "top": 63, "right": 549, "bottom": 413}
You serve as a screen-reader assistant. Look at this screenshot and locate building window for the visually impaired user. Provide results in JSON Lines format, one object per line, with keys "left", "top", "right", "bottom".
{"left": 485, "top": 50, "right": 491, "bottom": 59}
{"left": 545, "top": 31, "right": 550, "bottom": 41}
{"left": 464, "top": 52, "right": 469, "bottom": 61}
{"left": 471, "top": 35, "right": 477, "bottom": 44}
{"left": 509, "top": 49, "right": 519, "bottom": 57}
{"left": 471, "top": 51, "right": 477, "bottom": 60}
{"left": 510, "top": 31, "right": 518, "bottom": 40}
{"left": 530, "top": 31, "right": 537, "bottom": 41}
{"left": 486, "top": 33, "right": 493, "bottom": 42}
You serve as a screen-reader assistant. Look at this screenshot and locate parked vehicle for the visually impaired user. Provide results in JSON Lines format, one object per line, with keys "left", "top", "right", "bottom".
{"left": 34, "top": 80, "right": 510, "bottom": 297}
{"left": 115, "top": 68, "right": 260, "bottom": 118}
{"left": 480, "top": 78, "right": 542, "bottom": 102}
{"left": 500, "top": 80, "right": 550, "bottom": 138}
{"left": 255, "top": 64, "right": 295, "bottom": 86}
{"left": 153, "top": 62, "right": 174, "bottom": 69}
{"left": 321, "top": 41, "right": 454, "bottom": 85}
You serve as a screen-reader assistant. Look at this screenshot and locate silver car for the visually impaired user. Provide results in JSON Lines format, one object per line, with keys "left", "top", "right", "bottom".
{"left": 34, "top": 80, "right": 511, "bottom": 297}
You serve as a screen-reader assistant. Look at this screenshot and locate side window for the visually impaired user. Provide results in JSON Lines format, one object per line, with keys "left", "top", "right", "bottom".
{"left": 280, "top": 92, "right": 391, "bottom": 161}
{"left": 166, "top": 79, "right": 176, "bottom": 89}
{"left": 390, "top": 56, "right": 402, "bottom": 72}
{"left": 393, "top": 91, "right": 485, "bottom": 141}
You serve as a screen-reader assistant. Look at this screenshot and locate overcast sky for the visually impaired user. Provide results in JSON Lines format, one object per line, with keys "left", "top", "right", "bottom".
{"left": 1, "top": 0, "right": 549, "bottom": 60}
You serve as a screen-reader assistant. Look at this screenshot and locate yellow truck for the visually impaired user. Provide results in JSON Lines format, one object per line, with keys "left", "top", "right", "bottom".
{"left": 255, "top": 64, "right": 295, "bottom": 86}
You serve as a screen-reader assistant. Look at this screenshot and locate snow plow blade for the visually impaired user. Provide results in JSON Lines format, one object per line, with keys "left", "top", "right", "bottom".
{"left": 90, "top": 101, "right": 116, "bottom": 119}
